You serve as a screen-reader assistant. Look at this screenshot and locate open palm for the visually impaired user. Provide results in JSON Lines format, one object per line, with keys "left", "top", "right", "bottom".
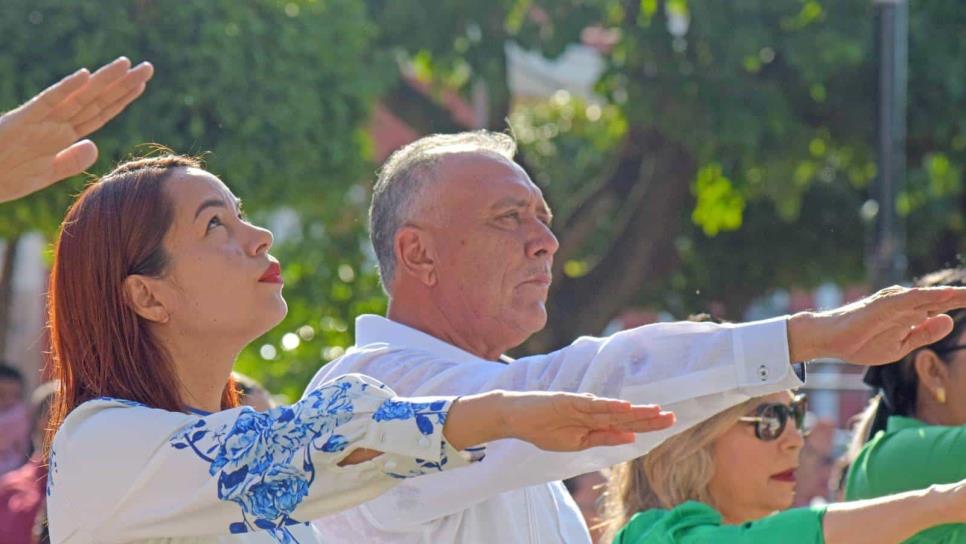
{"left": 503, "top": 391, "right": 675, "bottom": 451}
{"left": 792, "top": 285, "right": 966, "bottom": 365}
{"left": 0, "top": 57, "right": 153, "bottom": 203}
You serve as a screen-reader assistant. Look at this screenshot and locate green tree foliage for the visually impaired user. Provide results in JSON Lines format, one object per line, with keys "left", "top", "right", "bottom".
{"left": 0, "top": 0, "right": 390, "bottom": 397}
{"left": 366, "top": 0, "right": 962, "bottom": 352}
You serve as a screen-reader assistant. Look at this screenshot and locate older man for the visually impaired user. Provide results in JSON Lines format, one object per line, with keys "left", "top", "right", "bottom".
{"left": 305, "top": 131, "right": 966, "bottom": 543}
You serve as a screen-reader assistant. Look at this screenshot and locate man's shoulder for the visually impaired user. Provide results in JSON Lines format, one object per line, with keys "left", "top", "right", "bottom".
{"left": 304, "top": 342, "right": 468, "bottom": 396}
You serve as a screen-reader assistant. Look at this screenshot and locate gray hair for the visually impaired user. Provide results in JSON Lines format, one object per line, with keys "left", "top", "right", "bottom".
{"left": 369, "top": 130, "right": 517, "bottom": 291}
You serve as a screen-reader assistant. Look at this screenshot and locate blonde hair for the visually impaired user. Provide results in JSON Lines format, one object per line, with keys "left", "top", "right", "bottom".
{"left": 599, "top": 396, "right": 767, "bottom": 543}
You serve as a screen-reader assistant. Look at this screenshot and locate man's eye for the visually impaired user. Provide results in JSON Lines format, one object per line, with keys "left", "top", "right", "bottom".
{"left": 501, "top": 212, "right": 520, "bottom": 222}
{"left": 206, "top": 216, "right": 223, "bottom": 231}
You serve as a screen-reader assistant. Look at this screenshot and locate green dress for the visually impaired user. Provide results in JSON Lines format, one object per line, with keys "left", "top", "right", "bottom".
{"left": 613, "top": 501, "right": 827, "bottom": 543}
{"left": 845, "top": 415, "right": 966, "bottom": 543}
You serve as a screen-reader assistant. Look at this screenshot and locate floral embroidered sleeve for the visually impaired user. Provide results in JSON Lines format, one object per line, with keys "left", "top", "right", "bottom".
{"left": 46, "top": 373, "right": 483, "bottom": 543}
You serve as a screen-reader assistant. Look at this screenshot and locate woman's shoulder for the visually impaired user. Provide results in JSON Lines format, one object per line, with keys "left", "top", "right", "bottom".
{"left": 52, "top": 397, "right": 195, "bottom": 463}
{"left": 615, "top": 502, "right": 826, "bottom": 544}
{"left": 616, "top": 502, "right": 723, "bottom": 543}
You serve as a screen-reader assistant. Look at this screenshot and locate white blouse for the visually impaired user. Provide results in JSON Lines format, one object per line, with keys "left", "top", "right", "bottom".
{"left": 47, "top": 371, "right": 483, "bottom": 543}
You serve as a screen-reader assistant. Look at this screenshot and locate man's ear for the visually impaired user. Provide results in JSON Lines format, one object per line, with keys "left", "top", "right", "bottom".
{"left": 395, "top": 225, "right": 438, "bottom": 287}
{"left": 912, "top": 349, "right": 950, "bottom": 401}
{"left": 123, "top": 275, "right": 170, "bottom": 323}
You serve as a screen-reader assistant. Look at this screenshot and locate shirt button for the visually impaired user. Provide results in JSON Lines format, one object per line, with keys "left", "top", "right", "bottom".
{"left": 758, "top": 365, "right": 769, "bottom": 381}
{"left": 418, "top": 437, "right": 431, "bottom": 448}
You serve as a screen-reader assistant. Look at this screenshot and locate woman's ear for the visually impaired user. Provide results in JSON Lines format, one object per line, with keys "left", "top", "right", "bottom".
{"left": 395, "top": 225, "right": 438, "bottom": 287}
{"left": 912, "top": 349, "right": 950, "bottom": 403}
{"left": 123, "top": 275, "right": 170, "bottom": 323}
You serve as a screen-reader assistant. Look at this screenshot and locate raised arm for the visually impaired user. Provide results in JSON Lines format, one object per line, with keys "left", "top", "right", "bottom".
{"left": 619, "top": 480, "right": 966, "bottom": 544}
{"left": 308, "top": 285, "right": 966, "bottom": 531}
{"left": 823, "top": 479, "right": 966, "bottom": 544}
{"left": 0, "top": 57, "right": 153, "bottom": 203}
{"left": 48, "top": 372, "right": 672, "bottom": 542}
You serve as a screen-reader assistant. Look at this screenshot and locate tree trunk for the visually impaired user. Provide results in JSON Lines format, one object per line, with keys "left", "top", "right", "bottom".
{"left": 0, "top": 236, "right": 21, "bottom": 359}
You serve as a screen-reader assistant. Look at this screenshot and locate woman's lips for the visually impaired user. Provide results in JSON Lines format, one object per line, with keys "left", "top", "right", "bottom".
{"left": 770, "top": 469, "right": 797, "bottom": 482}
{"left": 258, "top": 262, "right": 283, "bottom": 284}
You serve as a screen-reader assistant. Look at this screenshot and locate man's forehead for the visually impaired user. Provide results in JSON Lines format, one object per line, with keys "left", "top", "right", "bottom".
{"left": 435, "top": 150, "right": 543, "bottom": 199}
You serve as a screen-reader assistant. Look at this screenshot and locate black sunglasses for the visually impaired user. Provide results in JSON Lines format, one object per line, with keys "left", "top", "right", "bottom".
{"left": 738, "top": 394, "right": 808, "bottom": 441}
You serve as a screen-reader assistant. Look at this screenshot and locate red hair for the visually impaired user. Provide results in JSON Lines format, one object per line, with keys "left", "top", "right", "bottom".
{"left": 45, "top": 155, "right": 238, "bottom": 456}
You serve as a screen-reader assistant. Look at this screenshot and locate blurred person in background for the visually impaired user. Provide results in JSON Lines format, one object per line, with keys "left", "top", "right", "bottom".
{"left": 0, "top": 380, "right": 57, "bottom": 544}
{"left": 232, "top": 371, "right": 276, "bottom": 411}
{"left": 601, "top": 390, "right": 966, "bottom": 543}
{"left": 564, "top": 471, "right": 607, "bottom": 542}
{"left": 0, "top": 363, "right": 30, "bottom": 474}
{"left": 43, "top": 153, "right": 675, "bottom": 543}
{"left": 845, "top": 267, "right": 966, "bottom": 542}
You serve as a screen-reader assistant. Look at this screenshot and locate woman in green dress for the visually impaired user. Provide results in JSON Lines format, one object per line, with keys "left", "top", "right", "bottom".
{"left": 844, "top": 268, "right": 966, "bottom": 543}
{"left": 601, "top": 390, "right": 966, "bottom": 543}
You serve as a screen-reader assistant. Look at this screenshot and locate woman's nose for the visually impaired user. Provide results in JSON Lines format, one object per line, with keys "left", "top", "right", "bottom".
{"left": 247, "top": 223, "right": 274, "bottom": 256}
{"left": 780, "top": 419, "right": 806, "bottom": 450}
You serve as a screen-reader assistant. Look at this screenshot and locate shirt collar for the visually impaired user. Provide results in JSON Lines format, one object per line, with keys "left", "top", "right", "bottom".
{"left": 886, "top": 415, "right": 927, "bottom": 432}
{"left": 354, "top": 314, "right": 510, "bottom": 364}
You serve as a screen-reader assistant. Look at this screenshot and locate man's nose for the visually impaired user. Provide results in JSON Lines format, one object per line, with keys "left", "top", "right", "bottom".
{"left": 527, "top": 220, "right": 559, "bottom": 259}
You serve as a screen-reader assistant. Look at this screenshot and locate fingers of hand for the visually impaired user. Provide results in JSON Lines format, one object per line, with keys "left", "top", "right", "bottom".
{"left": 584, "top": 407, "right": 674, "bottom": 430}
{"left": 914, "top": 287, "right": 966, "bottom": 314}
{"left": 573, "top": 395, "right": 633, "bottom": 414}
{"left": 901, "top": 314, "right": 955, "bottom": 353}
{"left": 51, "top": 57, "right": 134, "bottom": 121}
{"left": 73, "top": 57, "right": 133, "bottom": 103}
{"left": 24, "top": 68, "right": 91, "bottom": 122}
{"left": 51, "top": 140, "right": 98, "bottom": 182}
{"left": 74, "top": 82, "right": 147, "bottom": 136}
{"left": 582, "top": 430, "right": 636, "bottom": 449}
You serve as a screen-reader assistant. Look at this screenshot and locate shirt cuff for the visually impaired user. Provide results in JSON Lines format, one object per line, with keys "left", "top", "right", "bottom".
{"left": 363, "top": 395, "right": 486, "bottom": 479}
{"left": 727, "top": 316, "right": 805, "bottom": 391}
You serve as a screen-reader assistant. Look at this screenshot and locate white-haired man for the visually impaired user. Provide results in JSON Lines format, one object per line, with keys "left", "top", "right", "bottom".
{"left": 305, "top": 131, "right": 966, "bottom": 543}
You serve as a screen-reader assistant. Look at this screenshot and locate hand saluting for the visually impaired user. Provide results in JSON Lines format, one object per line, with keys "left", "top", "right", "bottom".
{"left": 442, "top": 390, "right": 676, "bottom": 452}
{"left": 788, "top": 285, "right": 966, "bottom": 365}
{"left": 0, "top": 56, "right": 154, "bottom": 203}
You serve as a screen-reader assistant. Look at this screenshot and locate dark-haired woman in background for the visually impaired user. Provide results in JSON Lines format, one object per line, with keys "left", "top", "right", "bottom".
{"left": 846, "top": 268, "right": 966, "bottom": 542}
{"left": 44, "top": 155, "right": 675, "bottom": 543}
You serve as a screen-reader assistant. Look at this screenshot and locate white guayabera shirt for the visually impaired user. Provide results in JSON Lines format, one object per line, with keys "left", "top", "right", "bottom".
{"left": 305, "top": 315, "right": 805, "bottom": 544}
{"left": 47, "top": 371, "right": 484, "bottom": 544}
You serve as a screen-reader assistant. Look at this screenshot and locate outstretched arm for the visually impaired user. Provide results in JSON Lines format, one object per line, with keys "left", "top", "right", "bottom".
{"left": 788, "top": 285, "right": 966, "bottom": 364}
{"left": 823, "top": 479, "right": 966, "bottom": 544}
{"left": 0, "top": 56, "right": 153, "bottom": 203}
{"left": 47, "top": 372, "right": 672, "bottom": 542}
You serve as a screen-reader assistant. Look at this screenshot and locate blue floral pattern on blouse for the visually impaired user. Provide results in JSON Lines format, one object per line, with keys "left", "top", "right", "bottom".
{"left": 168, "top": 376, "right": 454, "bottom": 543}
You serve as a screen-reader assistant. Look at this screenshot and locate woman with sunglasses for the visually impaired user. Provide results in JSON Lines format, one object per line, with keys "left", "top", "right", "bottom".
{"left": 845, "top": 268, "right": 966, "bottom": 542}
{"left": 44, "top": 154, "right": 675, "bottom": 544}
{"left": 600, "top": 390, "right": 966, "bottom": 543}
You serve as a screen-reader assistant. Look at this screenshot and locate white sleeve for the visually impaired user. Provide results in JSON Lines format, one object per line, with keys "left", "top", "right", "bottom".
{"left": 310, "top": 318, "right": 803, "bottom": 530}
{"left": 47, "top": 373, "right": 483, "bottom": 543}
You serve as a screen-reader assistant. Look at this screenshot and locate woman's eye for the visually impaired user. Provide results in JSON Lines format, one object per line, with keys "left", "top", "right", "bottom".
{"left": 206, "top": 216, "right": 223, "bottom": 232}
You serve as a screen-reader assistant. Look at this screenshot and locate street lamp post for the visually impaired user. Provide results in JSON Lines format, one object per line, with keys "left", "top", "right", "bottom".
{"left": 869, "top": 0, "right": 908, "bottom": 289}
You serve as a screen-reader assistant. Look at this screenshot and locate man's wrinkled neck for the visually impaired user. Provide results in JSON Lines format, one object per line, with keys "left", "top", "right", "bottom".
{"left": 387, "top": 297, "right": 511, "bottom": 361}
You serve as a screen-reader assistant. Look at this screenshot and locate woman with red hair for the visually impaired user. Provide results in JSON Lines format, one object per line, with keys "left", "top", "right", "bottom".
{"left": 43, "top": 155, "right": 675, "bottom": 543}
